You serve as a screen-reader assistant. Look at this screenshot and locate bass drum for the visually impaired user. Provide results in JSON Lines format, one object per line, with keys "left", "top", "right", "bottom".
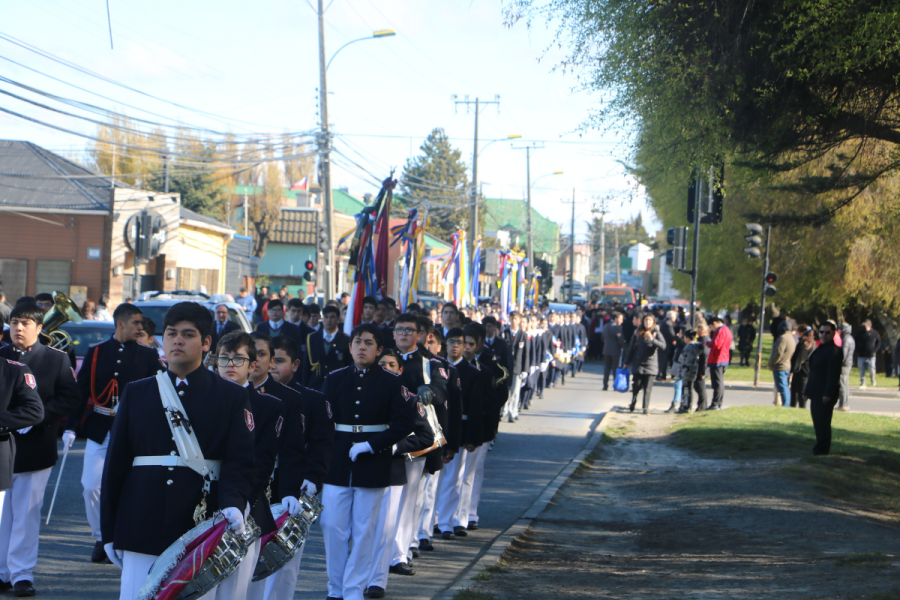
{"left": 252, "top": 494, "right": 323, "bottom": 582}
{"left": 137, "top": 513, "right": 261, "bottom": 600}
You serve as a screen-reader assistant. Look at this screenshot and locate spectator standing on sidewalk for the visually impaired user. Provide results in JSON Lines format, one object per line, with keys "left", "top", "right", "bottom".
{"left": 236, "top": 287, "right": 257, "bottom": 324}
{"left": 768, "top": 319, "right": 796, "bottom": 407}
{"left": 804, "top": 322, "right": 844, "bottom": 455}
{"left": 705, "top": 316, "right": 732, "bottom": 410}
{"left": 675, "top": 330, "right": 704, "bottom": 413}
{"left": 789, "top": 325, "right": 816, "bottom": 408}
{"left": 736, "top": 318, "right": 756, "bottom": 366}
{"left": 601, "top": 313, "right": 626, "bottom": 391}
{"left": 838, "top": 323, "right": 855, "bottom": 411}
{"left": 623, "top": 314, "right": 666, "bottom": 415}
{"left": 855, "top": 320, "right": 880, "bottom": 390}
{"left": 658, "top": 311, "right": 679, "bottom": 381}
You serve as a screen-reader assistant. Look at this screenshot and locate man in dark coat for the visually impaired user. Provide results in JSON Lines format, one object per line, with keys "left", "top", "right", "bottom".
{"left": 736, "top": 318, "right": 756, "bottom": 367}
{"left": 209, "top": 303, "right": 241, "bottom": 351}
{"left": 63, "top": 303, "right": 162, "bottom": 563}
{"left": 0, "top": 304, "right": 79, "bottom": 596}
{"left": 319, "top": 324, "right": 416, "bottom": 600}
{"left": 658, "top": 311, "right": 679, "bottom": 380}
{"left": 805, "top": 322, "right": 845, "bottom": 455}
{"left": 302, "top": 305, "right": 351, "bottom": 391}
{"left": 601, "top": 312, "right": 626, "bottom": 391}
{"left": 100, "top": 302, "right": 256, "bottom": 600}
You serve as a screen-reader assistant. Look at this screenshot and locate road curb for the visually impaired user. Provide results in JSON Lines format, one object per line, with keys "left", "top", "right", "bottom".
{"left": 433, "top": 410, "right": 614, "bottom": 600}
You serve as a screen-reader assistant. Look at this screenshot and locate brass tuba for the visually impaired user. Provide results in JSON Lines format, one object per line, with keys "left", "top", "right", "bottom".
{"left": 41, "top": 291, "right": 83, "bottom": 352}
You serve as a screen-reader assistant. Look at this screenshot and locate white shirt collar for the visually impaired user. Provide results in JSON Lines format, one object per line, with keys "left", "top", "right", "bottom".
{"left": 401, "top": 349, "right": 417, "bottom": 361}
{"left": 176, "top": 377, "right": 189, "bottom": 387}
{"left": 324, "top": 330, "right": 336, "bottom": 342}
{"left": 242, "top": 381, "right": 250, "bottom": 388}
{"left": 450, "top": 357, "right": 464, "bottom": 366}
{"left": 269, "top": 319, "right": 283, "bottom": 329}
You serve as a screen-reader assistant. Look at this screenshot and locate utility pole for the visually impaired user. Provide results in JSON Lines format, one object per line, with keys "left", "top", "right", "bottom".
{"left": 614, "top": 225, "right": 620, "bottom": 285}
{"left": 569, "top": 189, "right": 575, "bottom": 302}
{"left": 753, "top": 224, "right": 772, "bottom": 386}
{"left": 511, "top": 143, "right": 544, "bottom": 279}
{"left": 163, "top": 155, "right": 170, "bottom": 193}
{"left": 453, "top": 95, "right": 499, "bottom": 258}
{"left": 688, "top": 170, "right": 703, "bottom": 327}
{"left": 317, "top": 0, "right": 335, "bottom": 301}
{"left": 593, "top": 196, "right": 608, "bottom": 287}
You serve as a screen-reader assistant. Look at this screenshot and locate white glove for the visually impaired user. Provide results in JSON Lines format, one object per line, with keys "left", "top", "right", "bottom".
{"left": 282, "top": 496, "right": 301, "bottom": 516}
{"left": 301, "top": 479, "right": 318, "bottom": 497}
{"left": 17, "top": 427, "right": 31, "bottom": 435}
{"left": 62, "top": 430, "right": 76, "bottom": 449}
{"left": 221, "top": 507, "right": 245, "bottom": 534}
{"left": 104, "top": 543, "right": 124, "bottom": 569}
{"left": 349, "top": 441, "right": 373, "bottom": 462}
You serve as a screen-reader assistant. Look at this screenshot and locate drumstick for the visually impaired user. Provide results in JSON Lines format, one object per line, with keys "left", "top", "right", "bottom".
{"left": 46, "top": 445, "right": 69, "bottom": 525}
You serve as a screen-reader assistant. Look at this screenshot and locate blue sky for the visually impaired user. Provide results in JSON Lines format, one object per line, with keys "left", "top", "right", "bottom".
{"left": 0, "top": 0, "right": 659, "bottom": 239}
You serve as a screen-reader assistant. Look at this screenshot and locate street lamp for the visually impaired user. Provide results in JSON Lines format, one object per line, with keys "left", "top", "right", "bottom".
{"left": 318, "top": 9, "right": 396, "bottom": 301}
{"left": 327, "top": 30, "right": 397, "bottom": 70}
{"left": 477, "top": 134, "right": 522, "bottom": 157}
{"left": 525, "top": 170, "right": 562, "bottom": 284}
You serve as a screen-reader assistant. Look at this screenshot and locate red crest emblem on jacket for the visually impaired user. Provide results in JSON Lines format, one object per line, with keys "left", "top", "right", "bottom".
{"left": 244, "top": 409, "right": 255, "bottom": 431}
{"left": 438, "top": 367, "right": 448, "bottom": 379}
{"left": 401, "top": 386, "right": 412, "bottom": 401}
{"left": 417, "top": 402, "right": 426, "bottom": 417}
{"left": 24, "top": 373, "right": 36, "bottom": 389}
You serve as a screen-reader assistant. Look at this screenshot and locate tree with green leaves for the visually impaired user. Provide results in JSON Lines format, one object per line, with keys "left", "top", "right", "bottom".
{"left": 400, "top": 128, "right": 471, "bottom": 242}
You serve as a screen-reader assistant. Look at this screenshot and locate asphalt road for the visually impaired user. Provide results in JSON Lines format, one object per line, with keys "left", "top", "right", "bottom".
{"left": 27, "top": 362, "right": 612, "bottom": 600}
{"left": 26, "top": 363, "right": 900, "bottom": 599}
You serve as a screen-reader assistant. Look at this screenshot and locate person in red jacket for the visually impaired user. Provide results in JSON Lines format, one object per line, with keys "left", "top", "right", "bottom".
{"left": 706, "top": 316, "right": 732, "bottom": 410}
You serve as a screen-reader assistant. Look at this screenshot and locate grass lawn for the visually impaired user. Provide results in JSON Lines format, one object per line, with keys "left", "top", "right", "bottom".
{"left": 670, "top": 405, "right": 900, "bottom": 514}
{"left": 725, "top": 334, "right": 898, "bottom": 388}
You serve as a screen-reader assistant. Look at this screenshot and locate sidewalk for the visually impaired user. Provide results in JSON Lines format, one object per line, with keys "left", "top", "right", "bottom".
{"left": 461, "top": 410, "right": 900, "bottom": 599}
{"left": 654, "top": 377, "right": 900, "bottom": 398}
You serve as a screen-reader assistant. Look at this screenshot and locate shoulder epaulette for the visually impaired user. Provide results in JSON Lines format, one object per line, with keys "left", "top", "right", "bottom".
{"left": 89, "top": 339, "right": 107, "bottom": 348}
{"left": 330, "top": 365, "right": 351, "bottom": 376}
{"left": 381, "top": 366, "right": 400, "bottom": 376}
{"left": 6, "top": 359, "right": 25, "bottom": 366}
{"left": 46, "top": 345, "right": 66, "bottom": 353}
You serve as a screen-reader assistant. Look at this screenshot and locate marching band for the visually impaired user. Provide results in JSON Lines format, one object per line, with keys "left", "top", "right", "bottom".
{"left": 0, "top": 294, "right": 588, "bottom": 600}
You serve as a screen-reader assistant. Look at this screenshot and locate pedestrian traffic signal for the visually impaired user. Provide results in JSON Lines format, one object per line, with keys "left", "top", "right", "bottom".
{"left": 303, "top": 259, "right": 317, "bottom": 283}
{"left": 743, "top": 223, "right": 763, "bottom": 258}
{"left": 666, "top": 227, "right": 687, "bottom": 269}
{"left": 764, "top": 272, "right": 777, "bottom": 297}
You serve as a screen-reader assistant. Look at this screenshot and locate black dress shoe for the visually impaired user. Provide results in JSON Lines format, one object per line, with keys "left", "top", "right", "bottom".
{"left": 326, "top": 596, "right": 343, "bottom": 600}
{"left": 419, "top": 538, "right": 434, "bottom": 551}
{"left": 389, "top": 562, "right": 416, "bottom": 576}
{"left": 367, "top": 586, "right": 385, "bottom": 598}
{"left": 91, "top": 540, "right": 111, "bottom": 563}
{"left": 433, "top": 524, "right": 441, "bottom": 535}
{"left": 14, "top": 581, "right": 35, "bottom": 597}
{"left": 0, "top": 580, "right": 11, "bottom": 591}
{"left": 453, "top": 526, "right": 468, "bottom": 537}
{"left": 441, "top": 530, "right": 456, "bottom": 540}
{"left": 411, "top": 549, "right": 420, "bottom": 559}
{"left": 467, "top": 521, "right": 479, "bottom": 531}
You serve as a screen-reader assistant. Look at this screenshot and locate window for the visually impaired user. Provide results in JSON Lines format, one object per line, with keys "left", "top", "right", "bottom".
{"left": 176, "top": 268, "right": 219, "bottom": 294}
{"left": 35, "top": 260, "right": 71, "bottom": 296}
{"left": 0, "top": 259, "right": 28, "bottom": 301}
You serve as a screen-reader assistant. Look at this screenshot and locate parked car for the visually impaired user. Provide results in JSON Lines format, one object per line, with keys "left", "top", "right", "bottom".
{"left": 134, "top": 291, "right": 253, "bottom": 352}
{"left": 59, "top": 320, "right": 117, "bottom": 373}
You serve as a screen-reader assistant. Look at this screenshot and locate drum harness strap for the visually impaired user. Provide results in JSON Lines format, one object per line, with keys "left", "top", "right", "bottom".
{"left": 131, "top": 372, "right": 222, "bottom": 524}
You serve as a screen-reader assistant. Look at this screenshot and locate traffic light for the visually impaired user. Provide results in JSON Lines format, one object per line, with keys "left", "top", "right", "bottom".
{"left": 317, "top": 221, "right": 328, "bottom": 254}
{"left": 743, "top": 223, "right": 763, "bottom": 258}
{"left": 764, "top": 272, "right": 777, "bottom": 297}
{"left": 687, "top": 163, "right": 724, "bottom": 225}
{"left": 136, "top": 210, "right": 163, "bottom": 261}
{"left": 303, "top": 259, "right": 317, "bottom": 283}
{"left": 666, "top": 226, "right": 687, "bottom": 269}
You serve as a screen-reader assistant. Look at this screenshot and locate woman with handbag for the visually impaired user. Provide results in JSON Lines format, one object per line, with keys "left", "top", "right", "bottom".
{"left": 623, "top": 314, "right": 667, "bottom": 414}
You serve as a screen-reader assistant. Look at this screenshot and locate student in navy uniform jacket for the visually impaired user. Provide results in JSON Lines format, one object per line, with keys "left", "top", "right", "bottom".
{"left": 0, "top": 304, "right": 79, "bottom": 596}
{"left": 319, "top": 324, "right": 416, "bottom": 600}
{"left": 0, "top": 358, "right": 44, "bottom": 490}
{"left": 100, "top": 302, "right": 256, "bottom": 600}
{"left": 213, "top": 330, "right": 283, "bottom": 599}
{"left": 302, "top": 305, "right": 351, "bottom": 391}
{"left": 255, "top": 298, "right": 304, "bottom": 349}
{"left": 63, "top": 303, "right": 162, "bottom": 563}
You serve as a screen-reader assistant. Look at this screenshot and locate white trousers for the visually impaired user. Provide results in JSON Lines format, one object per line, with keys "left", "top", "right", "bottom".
{"left": 435, "top": 450, "right": 467, "bottom": 533}
{"left": 410, "top": 470, "right": 430, "bottom": 550}
{"left": 454, "top": 446, "right": 483, "bottom": 528}
{"left": 82, "top": 433, "right": 110, "bottom": 540}
{"left": 320, "top": 485, "right": 385, "bottom": 600}
{"left": 0, "top": 468, "right": 53, "bottom": 584}
{"left": 503, "top": 377, "right": 522, "bottom": 421}
{"left": 246, "top": 542, "right": 306, "bottom": 600}
{"left": 468, "top": 444, "right": 490, "bottom": 525}
{"left": 211, "top": 538, "right": 260, "bottom": 600}
{"left": 392, "top": 460, "right": 426, "bottom": 566}
{"left": 415, "top": 472, "right": 439, "bottom": 543}
{"left": 367, "top": 483, "right": 403, "bottom": 590}
{"left": 118, "top": 549, "right": 226, "bottom": 600}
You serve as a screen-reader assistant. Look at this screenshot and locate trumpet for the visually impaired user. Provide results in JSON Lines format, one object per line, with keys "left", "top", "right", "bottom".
{"left": 40, "top": 291, "right": 83, "bottom": 352}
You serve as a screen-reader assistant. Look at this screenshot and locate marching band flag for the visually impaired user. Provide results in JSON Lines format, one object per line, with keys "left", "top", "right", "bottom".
{"left": 289, "top": 176, "right": 309, "bottom": 191}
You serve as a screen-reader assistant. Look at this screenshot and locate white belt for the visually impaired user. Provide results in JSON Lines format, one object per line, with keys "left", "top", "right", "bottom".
{"left": 334, "top": 424, "right": 389, "bottom": 433}
{"left": 94, "top": 405, "right": 115, "bottom": 417}
{"left": 133, "top": 456, "right": 222, "bottom": 479}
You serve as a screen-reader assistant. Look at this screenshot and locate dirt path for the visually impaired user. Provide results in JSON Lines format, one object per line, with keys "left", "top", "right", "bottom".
{"left": 466, "top": 409, "right": 900, "bottom": 600}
